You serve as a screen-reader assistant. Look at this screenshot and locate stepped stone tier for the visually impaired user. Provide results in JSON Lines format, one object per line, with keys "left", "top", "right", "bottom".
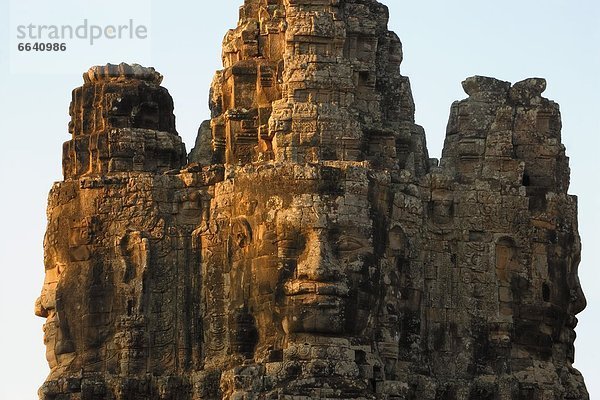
{"left": 36, "top": 1, "right": 588, "bottom": 399}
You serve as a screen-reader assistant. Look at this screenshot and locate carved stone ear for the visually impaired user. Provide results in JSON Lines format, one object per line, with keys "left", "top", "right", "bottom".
{"left": 231, "top": 217, "right": 253, "bottom": 249}
{"left": 118, "top": 231, "right": 149, "bottom": 284}
{"left": 388, "top": 225, "right": 407, "bottom": 255}
{"left": 495, "top": 236, "right": 519, "bottom": 281}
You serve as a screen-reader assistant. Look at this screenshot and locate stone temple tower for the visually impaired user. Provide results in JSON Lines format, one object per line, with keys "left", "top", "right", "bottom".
{"left": 36, "top": 1, "right": 588, "bottom": 399}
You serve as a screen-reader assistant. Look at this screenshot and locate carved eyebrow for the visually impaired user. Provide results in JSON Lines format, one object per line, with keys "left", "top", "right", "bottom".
{"left": 274, "top": 230, "right": 306, "bottom": 247}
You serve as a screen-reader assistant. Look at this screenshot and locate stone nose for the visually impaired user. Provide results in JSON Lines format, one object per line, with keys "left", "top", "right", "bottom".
{"left": 296, "top": 230, "right": 337, "bottom": 281}
{"left": 569, "top": 272, "right": 587, "bottom": 316}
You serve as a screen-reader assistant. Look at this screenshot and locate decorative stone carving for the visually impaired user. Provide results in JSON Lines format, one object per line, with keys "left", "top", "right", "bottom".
{"left": 36, "top": 1, "right": 588, "bottom": 399}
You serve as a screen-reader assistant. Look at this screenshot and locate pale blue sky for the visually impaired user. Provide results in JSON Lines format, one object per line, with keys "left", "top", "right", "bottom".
{"left": 0, "top": 1, "right": 598, "bottom": 398}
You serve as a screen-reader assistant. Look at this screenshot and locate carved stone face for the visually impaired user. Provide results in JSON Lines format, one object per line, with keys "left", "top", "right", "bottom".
{"left": 35, "top": 213, "right": 78, "bottom": 373}
{"left": 36, "top": 185, "right": 125, "bottom": 377}
{"left": 541, "top": 231, "right": 586, "bottom": 362}
{"left": 35, "top": 262, "right": 62, "bottom": 370}
{"left": 218, "top": 165, "right": 386, "bottom": 357}
{"left": 274, "top": 193, "right": 377, "bottom": 335}
{"left": 499, "top": 227, "right": 587, "bottom": 362}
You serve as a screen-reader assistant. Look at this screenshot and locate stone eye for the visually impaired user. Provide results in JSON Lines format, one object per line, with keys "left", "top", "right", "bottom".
{"left": 337, "top": 237, "right": 364, "bottom": 252}
{"left": 276, "top": 232, "right": 305, "bottom": 258}
{"left": 278, "top": 239, "right": 297, "bottom": 249}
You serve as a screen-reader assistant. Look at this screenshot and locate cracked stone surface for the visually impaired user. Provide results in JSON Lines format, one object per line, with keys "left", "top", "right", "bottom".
{"left": 36, "top": 1, "right": 588, "bottom": 399}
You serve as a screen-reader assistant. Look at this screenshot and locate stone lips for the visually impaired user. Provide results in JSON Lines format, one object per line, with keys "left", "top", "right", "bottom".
{"left": 35, "top": 0, "right": 588, "bottom": 399}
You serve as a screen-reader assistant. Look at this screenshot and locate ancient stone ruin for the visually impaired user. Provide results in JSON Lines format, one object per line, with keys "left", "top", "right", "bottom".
{"left": 36, "top": 1, "right": 588, "bottom": 399}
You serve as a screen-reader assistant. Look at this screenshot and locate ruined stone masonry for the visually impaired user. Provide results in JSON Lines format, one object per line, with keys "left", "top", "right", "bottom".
{"left": 36, "top": 1, "right": 588, "bottom": 399}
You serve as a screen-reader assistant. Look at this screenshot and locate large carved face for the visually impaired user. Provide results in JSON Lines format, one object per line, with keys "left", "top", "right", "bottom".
{"left": 495, "top": 217, "right": 586, "bottom": 363}
{"left": 274, "top": 189, "right": 377, "bottom": 335}
{"left": 218, "top": 164, "right": 388, "bottom": 354}
{"left": 36, "top": 181, "right": 144, "bottom": 377}
{"left": 534, "top": 228, "right": 586, "bottom": 362}
{"left": 35, "top": 255, "right": 69, "bottom": 371}
{"left": 556, "top": 238, "right": 586, "bottom": 362}
{"left": 35, "top": 196, "right": 94, "bottom": 373}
